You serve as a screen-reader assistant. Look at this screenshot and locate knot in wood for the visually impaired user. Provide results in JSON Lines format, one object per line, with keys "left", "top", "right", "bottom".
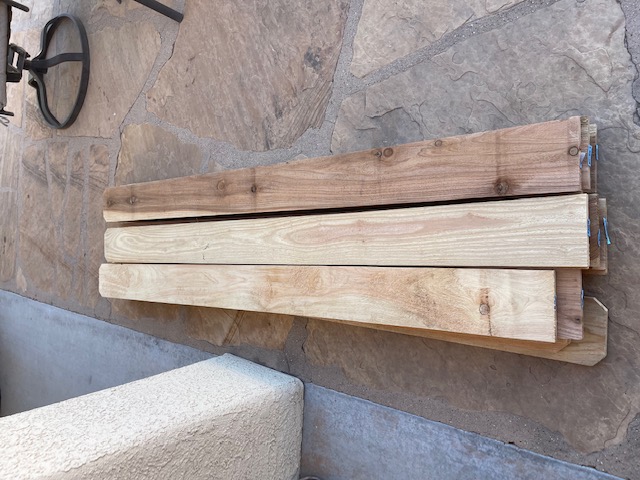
{"left": 494, "top": 181, "right": 509, "bottom": 196}
{"left": 374, "top": 150, "right": 383, "bottom": 158}
{"left": 434, "top": 140, "right": 443, "bottom": 147}
{"left": 128, "top": 196, "right": 137, "bottom": 205}
{"left": 383, "top": 148, "right": 394, "bottom": 157}
{"left": 216, "top": 180, "right": 226, "bottom": 191}
{"left": 479, "top": 303, "right": 490, "bottom": 315}
{"left": 568, "top": 146, "right": 579, "bottom": 156}
{"left": 250, "top": 185, "right": 257, "bottom": 193}
{"left": 106, "top": 199, "right": 114, "bottom": 207}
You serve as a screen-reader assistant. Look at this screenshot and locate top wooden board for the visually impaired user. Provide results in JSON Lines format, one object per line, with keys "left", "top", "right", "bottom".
{"left": 103, "top": 117, "right": 583, "bottom": 222}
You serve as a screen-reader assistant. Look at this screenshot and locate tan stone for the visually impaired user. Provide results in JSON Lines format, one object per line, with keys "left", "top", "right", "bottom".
{"left": 62, "top": 23, "right": 161, "bottom": 138}
{"left": 185, "top": 307, "right": 294, "bottom": 350}
{"left": 47, "top": 142, "right": 69, "bottom": 223}
{"left": 0, "top": 129, "right": 19, "bottom": 282}
{"left": 25, "top": 87, "right": 53, "bottom": 141}
{"left": 116, "top": 124, "right": 203, "bottom": 185}
{"left": 10, "top": 1, "right": 53, "bottom": 25}
{"left": 147, "top": 0, "right": 349, "bottom": 151}
{"left": 0, "top": 192, "right": 18, "bottom": 283}
{"left": 110, "top": 299, "right": 184, "bottom": 331}
{"left": 351, "top": 0, "right": 525, "bottom": 78}
{"left": 18, "top": 144, "right": 56, "bottom": 294}
{"left": 15, "top": 267, "right": 27, "bottom": 292}
{"left": 86, "top": 145, "right": 110, "bottom": 309}
{"left": 0, "top": 126, "right": 21, "bottom": 190}
{"left": 62, "top": 151, "right": 84, "bottom": 259}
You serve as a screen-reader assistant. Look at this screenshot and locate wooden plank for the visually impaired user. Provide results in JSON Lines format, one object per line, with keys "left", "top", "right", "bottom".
{"left": 103, "top": 117, "right": 583, "bottom": 223}
{"left": 556, "top": 269, "right": 583, "bottom": 341}
{"left": 586, "top": 198, "right": 608, "bottom": 276}
{"left": 580, "top": 116, "right": 592, "bottom": 192}
{"left": 99, "top": 264, "right": 557, "bottom": 342}
{"left": 104, "top": 194, "right": 590, "bottom": 268}
{"left": 340, "top": 297, "right": 607, "bottom": 366}
{"left": 588, "top": 194, "right": 600, "bottom": 268}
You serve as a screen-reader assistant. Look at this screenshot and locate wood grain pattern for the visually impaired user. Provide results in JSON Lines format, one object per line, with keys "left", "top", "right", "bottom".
{"left": 99, "top": 264, "right": 557, "bottom": 341}
{"left": 342, "top": 297, "right": 607, "bottom": 366}
{"left": 104, "top": 194, "right": 590, "bottom": 268}
{"left": 588, "top": 194, "right": 600, "bottom": 268}
{"left": 586, "top": 198, "right": 608, "bottom": 276}
{"left": 556, "top": 269, "right": 583, "bottom": 341}
{"left": 580, "top": 116, "right": 592, "bottom": 192}
{"left": 103, "top": 117, "right": 583, "bottom": 223}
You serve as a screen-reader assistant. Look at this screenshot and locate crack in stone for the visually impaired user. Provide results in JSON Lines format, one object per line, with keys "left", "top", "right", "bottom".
{"left": 616, "top": 0, "right": 640, "bottom": 124}
{"left": 356, "top": 0, "right": 565, "bottom": 89}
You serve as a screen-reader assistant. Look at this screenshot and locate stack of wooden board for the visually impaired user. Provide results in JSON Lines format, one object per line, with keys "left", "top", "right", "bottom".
{"left": 99, "top": 116, "right": 610, "bottom": 365}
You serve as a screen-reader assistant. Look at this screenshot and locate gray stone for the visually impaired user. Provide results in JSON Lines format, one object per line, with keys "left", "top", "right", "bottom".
{"left": 147, "top": 0, "right": 349, "bottom": 151}
{"left": 335, "top": 0, "right": 635, "bottom": 152}
{"left": 301, "top": 384, "right": 621, "bottom": 480}
{"left": 18, "top": 144, "right": 56, "bottom": 299}
{"left": 86, "top": 145, "right": 110, "bottom": 312}
{"left": 351, "top": 0, "right": 525, "bottom": 77}
{"left": 63, "top": 23, "right": 161, "bottom": 138}
{"left": 323, "top": 0, "right": 640, "bottom": 455}
{"left": 0, "top": 289, "right": 212, "bottom": 416}
{"left": 116, "top": 124, "right": 203, "bottom": 185}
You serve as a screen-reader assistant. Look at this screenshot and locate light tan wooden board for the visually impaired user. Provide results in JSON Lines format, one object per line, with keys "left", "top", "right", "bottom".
{"left": 580, "top": 116, "right": 592, "bottom": 192}
{"left": 586, "top": 198, "right": 608, "bottom": 276}
{"left": 99, "top": 264, "right": 557, "bottom": 342}
{"left": 105, "top": 194, "right": 590, "bottom": 268}
{"left": 589, "top": 194, "right": 600, "bottom": 269}
{"left": 103, "top": 117, "right": 583, "bottom": 223}
{"left": 340, "top": 297, "right": 606, "bottom": 366}
{"left": 556, "top": 269, "right": 583, "bottom": 341}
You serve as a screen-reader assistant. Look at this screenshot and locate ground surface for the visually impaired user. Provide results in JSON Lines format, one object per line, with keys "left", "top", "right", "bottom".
{"left": 1, "top": 0, "right": 639, "bottom": 477}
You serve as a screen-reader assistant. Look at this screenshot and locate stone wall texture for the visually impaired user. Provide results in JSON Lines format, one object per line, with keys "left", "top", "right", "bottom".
{"left": 1, "top": 0, "right": 639, "bottom": 477}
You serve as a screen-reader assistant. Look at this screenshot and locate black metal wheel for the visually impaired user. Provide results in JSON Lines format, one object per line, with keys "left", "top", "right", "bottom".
{"left": 25, "top": 14, "right": 90, "bottom": 129}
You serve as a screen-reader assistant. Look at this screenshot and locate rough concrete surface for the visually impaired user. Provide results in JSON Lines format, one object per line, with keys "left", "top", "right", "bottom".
{"left": 1, "top": 0, "right": 640, "bottom": 477}
{"left": 0, "top": 353, "right": 303, "bottom": 480}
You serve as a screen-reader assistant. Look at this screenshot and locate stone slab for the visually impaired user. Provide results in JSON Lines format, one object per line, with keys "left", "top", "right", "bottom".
{"left": 335, "top": 0, "right": 634, "bottom": 153}
{"left": 18, "top": 144, "right": 56, "bottom": 299}
{"left": 147, "top": 0, "right": 349, "bottom": 151}
{"left": 63, "top": 22, "right": 161, "bottom": 138}
{"left": 116, "top": 124, "right": 203, "bottom": 185}
{"left": 185, "top": 307, "right": 294, "bottom": 350}
{"left": 351, "top": 0, "right": 525, "bottom": 77}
